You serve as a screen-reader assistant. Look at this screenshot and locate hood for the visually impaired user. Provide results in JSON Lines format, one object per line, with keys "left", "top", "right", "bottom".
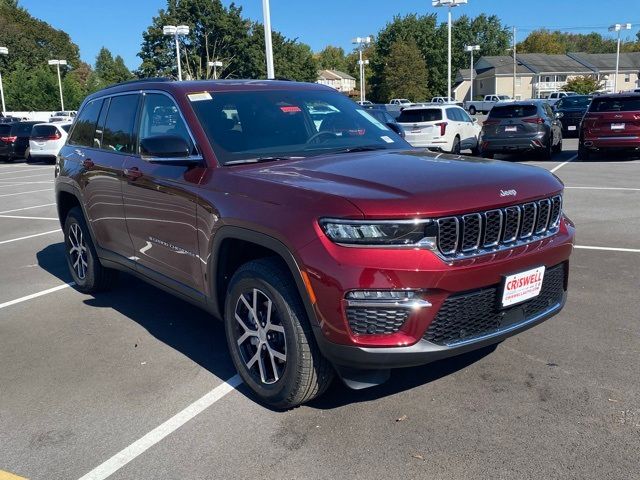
{"left": 235, "top": 150, "right": 563, "bottom": 218}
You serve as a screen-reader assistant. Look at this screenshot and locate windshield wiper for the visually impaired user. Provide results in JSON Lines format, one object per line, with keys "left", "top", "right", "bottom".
{"left": 332, "top": 145, "right": 389, "bottom": 154}
{"left": 225, "top": 156, "right": 302, "bottom": 166}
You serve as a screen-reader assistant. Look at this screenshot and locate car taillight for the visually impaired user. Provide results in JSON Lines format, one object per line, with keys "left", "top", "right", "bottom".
{"left": 523, "top": 117, "right": 545, "bottom": 124}
{"left": 435, "top": 121, "right": 447, "bottom": 136}
{"left": 47, "top": 132, "right": 62, "bottom": 140}
{"left": 0, "top": 135, "right": 17, "bottom": 143}
{"left": 482, "top": 119, "right": 500, "bottom": 125}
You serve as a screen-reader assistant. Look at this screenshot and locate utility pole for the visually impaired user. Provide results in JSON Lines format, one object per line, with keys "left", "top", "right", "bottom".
{"left": 609, "top": 23, "right": 631, "bottom": 93}
{"left": 262, "top": 0, "right": 275, "bottom": 79}
{"left": 432, "top": 1, "right": 467, "bottom": 101}
{"left": 465, "top": 45, "right": 480, "bottom": 101}
{"left": 0, "top": 47, "right": 7, "bottom": 113}
{"left": 512, "top": 26, "right": 517, "bottom": 99}
{"left": 352, "top": 36, "right": 372, "bottom": 103}
{"left": 48, "top": 59, "right": 67, "bottom": 111}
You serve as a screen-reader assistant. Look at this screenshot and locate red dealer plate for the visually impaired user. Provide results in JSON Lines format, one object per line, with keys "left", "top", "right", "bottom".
{"left": 501, "top": 266, "right": 545, "bottom": 307}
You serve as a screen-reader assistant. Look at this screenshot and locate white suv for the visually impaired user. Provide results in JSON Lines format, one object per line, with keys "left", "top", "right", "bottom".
{"left": 28, "top": 122, "right": 72, "bottom": 164}
{"left": 397, "top": 105, "right": 481, "bottom": 154}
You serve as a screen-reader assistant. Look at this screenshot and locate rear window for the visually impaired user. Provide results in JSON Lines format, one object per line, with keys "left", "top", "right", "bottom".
{"left": 397, "top": 109, "right": 442, "bottom": 123}
{"left": 489, "top": 105, "right": 538, "bottom": 119}
{"left": 590, "top": 97, "right": 640, "bottom": 112}
{"left": 10, "top": 123, "right": 37, "bottom": 136}
{"left": 32, "top": 125, "right": 58, "bottom": 137}
{"left": 556, "top": 96, "right": 592, "bottom": 109}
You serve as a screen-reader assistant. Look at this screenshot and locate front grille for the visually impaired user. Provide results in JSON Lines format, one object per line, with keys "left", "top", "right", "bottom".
{"left": 436, "top": 195, "right": 562, "bottom": 258}
{"left": 347, "top": 307, "right": 409, "bottom": 335}
{"left": 423, "top": 263, "right": 565, "bottom": 346}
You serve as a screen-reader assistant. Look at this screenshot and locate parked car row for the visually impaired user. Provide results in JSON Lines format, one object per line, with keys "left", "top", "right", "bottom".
{"left": 0, "top": 120, "right": 72, "bottom": 163}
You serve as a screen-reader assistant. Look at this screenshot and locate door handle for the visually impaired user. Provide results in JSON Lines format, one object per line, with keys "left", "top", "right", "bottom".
{"left": 124, "top": 167, "right": 143, "bottom": 180}
{"left": 82, "top": 159, "right": 95, "bottom": 169}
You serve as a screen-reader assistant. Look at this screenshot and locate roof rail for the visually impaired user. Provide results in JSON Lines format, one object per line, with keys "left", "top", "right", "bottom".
{"left": 106, "top": 77, "right": 172, "bottom": 88}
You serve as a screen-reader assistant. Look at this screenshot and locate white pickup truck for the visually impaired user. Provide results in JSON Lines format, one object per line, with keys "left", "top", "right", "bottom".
{"left": 546, "top": 91, "right": 577, "bottom": 106}
{"left": 388, "top": 98, "right": 412, "bottom": 106}
{"left": 464, "top": 95, "right": 512, "bottom": 115}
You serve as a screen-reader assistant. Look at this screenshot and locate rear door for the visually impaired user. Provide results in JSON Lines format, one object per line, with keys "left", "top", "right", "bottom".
{"left": 583, "top": 96, "right": 640, "bottom": 139}
{"left": 11, "top": 122, "right": 38, "bottom": 157}
{"left": 121, "top": 92, "right": 204, "bottom": 294}
{"left": 457, "top": 108, "right": 480, "bottom": 148}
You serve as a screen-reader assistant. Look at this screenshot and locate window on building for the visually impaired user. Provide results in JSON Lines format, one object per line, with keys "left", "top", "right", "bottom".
{"left": 516, "top": 77, "right": 522, "bottom": 87}
{"left": 544, "top": 76, "right": 551, "bottom": 83}
{"left": 624, "top": 74, "right": 631, "bottom": 83}
{"left": 480, "top": 81, "right": 484, "bottom": 89}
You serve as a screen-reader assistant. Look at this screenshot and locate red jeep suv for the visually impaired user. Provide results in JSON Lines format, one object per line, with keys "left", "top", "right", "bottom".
{"left": 54, "top": 79, "right": 575, "bottom": 408}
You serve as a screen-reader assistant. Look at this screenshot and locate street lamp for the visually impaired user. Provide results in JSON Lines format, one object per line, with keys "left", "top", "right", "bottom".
{"left": 608, "top": 23, "right": 632, "bottom": 93}
{"left": 433, "top": 0, "right": 467, "bottom": 101}
{"left": 208, "top": 61, "right": 223, "bottom": 80}
{"left": 262, "top": 0, "right": 275, "bottom": 79}
{"left": 48, "top": 59, "right": 67, "bottom": 111}
{"left": 163, "top": 24, "right": 190, "bottom": 81}
{"left": 0, "top": 46, "right": 7, "bottom": 113}
{"left": 464, "top": 45, "right": 479, "bottom": 102}
{"left": 352, "top": 36, "right": 372, "bottom": 103}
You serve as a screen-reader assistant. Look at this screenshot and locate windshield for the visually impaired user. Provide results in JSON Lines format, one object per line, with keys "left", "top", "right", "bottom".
{"left": 590, "top": 97, "right": 640, "bottom": 112}
{"left": 497, "top": 95, "right": 511, "bottom": 100}
{"left": 557, "top": 96, "right": 592, "bottom": 109}
{"left": 397, "top": 108, "right": 442, "bottom": 123}
{"left": 189, "top": 89, "right": 408, "bottom": 165}
{"left": 489, "top": 105, "right": 538, "bottom": 118}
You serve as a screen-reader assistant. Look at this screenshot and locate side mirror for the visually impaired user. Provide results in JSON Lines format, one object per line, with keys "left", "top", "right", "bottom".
{"left": 472, "top": 117, "right": 478, "bottom": 123}
{"left": 140, "top": 135, "right": 202, "bottom": 166}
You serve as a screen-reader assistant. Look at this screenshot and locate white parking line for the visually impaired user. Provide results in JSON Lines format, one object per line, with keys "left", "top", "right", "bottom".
{"left": 565, "top": 186, "right": 640, "bottom": 192}
{"left": 0, "top": 181, "right": 53, "bottom": 188}
{"left": 0, "top": 168, "right": 51, "bottom": 176}
{"left": 575, "top": 245, "right": 640, "bottom": 253}
{"left": 0, "top": 229, "right": 61, "bottom": 245}
{"left": 77, "top": 374, "right": 243, "bottom": 480}
{"left": 0, "top": 203, "right": 56, "bottom": 214}
{"left": 0, "top": 215, "right": 59, "bottom": 220}
{"left": 0, "top": 282, "right": 75, "bottom": 310}
{"left": 550, "top": 154, "right": 577, "bottom": 173}
{"left": 0, "top": 188, "right": 52, "bottom": 198}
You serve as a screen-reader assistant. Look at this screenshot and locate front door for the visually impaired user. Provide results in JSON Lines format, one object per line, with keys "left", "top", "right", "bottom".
{"left": 122, "top": 92, "right": 204, "bottom": 294}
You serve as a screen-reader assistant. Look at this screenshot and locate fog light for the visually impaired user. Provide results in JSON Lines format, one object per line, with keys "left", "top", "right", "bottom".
{"left": 346, "top": 290, "right": 418, "bottom": 301}
{"left": 345, "top": 290, "right": 431, "bottom": 309}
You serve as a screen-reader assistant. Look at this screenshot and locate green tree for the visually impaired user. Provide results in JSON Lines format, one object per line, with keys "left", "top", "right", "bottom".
{"left": 563, "top": 75, "right": 603, "bottom": 94}
{"left": 94, "top": 47, "right": 133, "bottom": 86}
{"left": 518, "top": 29, "right": 640, "bottom": 54}
{"left": 316, "top": 46, "right": 348, "bottom": 72}
{"left": 379, "top": 39, "right": 428, "bottom": 102}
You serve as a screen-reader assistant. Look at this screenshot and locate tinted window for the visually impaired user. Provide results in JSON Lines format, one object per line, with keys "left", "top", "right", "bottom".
{"left": 397, "top": 108, "right": 442, "bottom": 123}
{"left": 10, "top": 122, "right": 38, "bottom": 136}
{"left": 32, "top": 125, "right": 58, "bottom": 137}
{"left": 556, "top": 96, "right": 592, "bottom": 109}
{"left": 62, "top": 125, "right": 71, "bottom": 133}
{"left": 139, "top": 93, "right": 194, "bottom": 154}
{"left": 446, "top": 108, "right": 459, "bottom": 121}
{"left": 68, "top": 99, "right": 103, "bottom": 147}
{"left": 102, "top": 94, "right": 139, "bottom": 153}
{"left": 459, "top": 109, "right": 473, "bottom": 122}
{"left": 590, "top": 97, "right": 640, "bottom": 112}
{"left": 489, "top": 105, "right": 538, "bottom": 118}
{"left": 190, "top": 89, "right": 406, "bottom": 165}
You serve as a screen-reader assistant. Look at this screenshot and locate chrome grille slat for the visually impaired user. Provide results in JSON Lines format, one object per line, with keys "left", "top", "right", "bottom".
{"left": 435, "top": 195, "right": 562, "bottom": 260}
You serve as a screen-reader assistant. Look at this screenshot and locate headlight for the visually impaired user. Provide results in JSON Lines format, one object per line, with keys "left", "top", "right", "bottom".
{"left": 556, "top": 112, "right": 564, "bottom": 118}
{"left": 319, "top": 218, "right": 437, "bottom": 247}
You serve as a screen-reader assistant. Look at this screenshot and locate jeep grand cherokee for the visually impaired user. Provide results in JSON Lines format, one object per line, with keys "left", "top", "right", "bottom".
{"left": 54, "top": 79, "right": 575, "bottom": 408}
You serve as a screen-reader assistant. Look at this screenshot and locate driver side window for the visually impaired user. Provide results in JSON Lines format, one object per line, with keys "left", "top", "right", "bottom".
{"left": 139, "top": 94, "right": 195, "bottom": 155}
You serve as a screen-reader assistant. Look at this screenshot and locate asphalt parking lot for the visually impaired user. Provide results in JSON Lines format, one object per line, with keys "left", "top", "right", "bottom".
{"left": 1, "top": 139, "right": 638, "bottom": 480}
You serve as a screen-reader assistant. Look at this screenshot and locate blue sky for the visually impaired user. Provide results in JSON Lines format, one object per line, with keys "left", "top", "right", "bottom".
{"left": 19, "top": 0, "right": 640, "bottom": 71}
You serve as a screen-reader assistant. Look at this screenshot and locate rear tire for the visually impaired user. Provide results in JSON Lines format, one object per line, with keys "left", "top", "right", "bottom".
{"left": 63, "top": 207, "right": 118, "bottom": 293}
{"left": 224, "top": 258, "right": 334, "bottom": 409}
{"left": 553, "top": 136, "right": 562, "bottom": 153}
{"left": 542, "top": 139, "right": 553, "bottom": 160}
{"left": 578, "top": 142, "right": 590, "bottom": 161}
{"left": 450, "top": 135, "right": 461, "bottom": 154}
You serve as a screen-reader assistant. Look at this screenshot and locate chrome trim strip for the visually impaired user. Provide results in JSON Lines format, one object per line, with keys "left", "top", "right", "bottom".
{"left": 443, "top": 301, "right": 563, "bottom": 348}
{"left": 461, "top": 213, "right": 482, "bottom": 252}
{"left": 345, "top": 299, "right": 432, "bottom": 309}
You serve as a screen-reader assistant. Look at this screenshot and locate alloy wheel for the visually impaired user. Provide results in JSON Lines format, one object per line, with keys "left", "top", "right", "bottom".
{"left": 233, "top": 288, "right": 287, "bottom": 385}
{"left": 68, "top": 223, "right": 88, "bottom": 280}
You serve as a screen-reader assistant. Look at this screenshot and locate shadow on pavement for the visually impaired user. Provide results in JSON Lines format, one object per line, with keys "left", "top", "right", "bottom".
{"left": 37, "top": 242, "right": 497, "bottom": 411}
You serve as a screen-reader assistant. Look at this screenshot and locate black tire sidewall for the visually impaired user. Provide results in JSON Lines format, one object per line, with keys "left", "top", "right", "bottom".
{"left": 63, "top": 208, "right": 99, "bottom": 292}
{"left": 224, "top": 266, "right": 306, "bottom": 406}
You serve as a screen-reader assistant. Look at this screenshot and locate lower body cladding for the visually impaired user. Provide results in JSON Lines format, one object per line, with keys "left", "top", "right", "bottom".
{"left": 302, "top": 220, "right": 574, "bottom": 388}
{"left": 481, "top": 132, "right": 550, "bottom": 155}
{"left": 581, "top": 136, "right": 640, "bottom": 153}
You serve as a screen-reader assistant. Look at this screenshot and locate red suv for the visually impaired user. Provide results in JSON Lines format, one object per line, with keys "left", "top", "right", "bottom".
{"left": 55, "top": 79, "right": 575, "bottom": 408}
{"left": 579, "top": 93, "right": 640, "bottom": 160}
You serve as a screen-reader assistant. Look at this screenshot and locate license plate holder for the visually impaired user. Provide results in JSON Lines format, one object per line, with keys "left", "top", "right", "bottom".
{"left": 501, "top": 266, "right": 546, "bottom": 308}
{"left": 568, "top": 125, "right": 576, "bottom": 131}
{"left": 611, "top": 123, "right": 625, "bottom": 130}
{"left": 505, "top": 125, "right": 517, "bottom": 132}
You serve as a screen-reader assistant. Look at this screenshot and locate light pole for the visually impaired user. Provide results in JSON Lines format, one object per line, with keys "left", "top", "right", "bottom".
{"left": 48, "top": 59, "right": 67, "bottom": 111}
{"left": 163, "top": 25, "right": 190, "bottom": 81}
{"left": 352, "top": 36, "right": 372, "bottom": 103}
{"left": 433, "top": 0, "right": 467, "bottom": 101}
{"left": 262, "top": 0, "right": 275, "bottom": 79}
{"left": 464, "top": 45, "right": 479, "bottom": 102}
{"left": 0, "top": 47, "right": 7, "bottom": 113}
{"left": 208, "top": 61, "right": 223, "bottom": 80}
{"left": 608, "top": 23, "right": 631, "bottom": 93}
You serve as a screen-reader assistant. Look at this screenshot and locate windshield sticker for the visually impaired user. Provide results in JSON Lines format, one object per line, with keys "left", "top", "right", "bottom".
{"left": 356, "top": 109, "right": 388, "bottom": 130}
{"left": 381, "top": 136, "right": 395, "bottom": 144}
{"left": 188, "top": 92, "right": 212, "bottom": 102}
{"left": 280, "top": 106, "right": 302, "bottom": 113}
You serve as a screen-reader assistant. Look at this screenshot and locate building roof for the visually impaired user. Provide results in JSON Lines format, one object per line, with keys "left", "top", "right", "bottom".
{"left": 516, "top": 54, "right": 593, "bottom": 74}
{"left": 568, "top": 52, "right": 640, "bottom": 72}
{"left": 475, "top": 56, "right": 534, "bottom": 75}
{"left": 456, "top": 68, "right": 476, "bottom": 81}
{"left": 317, "top": 69, "right": 356, "bottom": 81}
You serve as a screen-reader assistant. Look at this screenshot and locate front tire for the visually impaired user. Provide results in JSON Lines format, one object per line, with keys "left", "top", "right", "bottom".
{"left": 63, "top": 207, "right": 117, "bottom": 293}
{"left": 224, "top": 258, "right": 333, "bottom": 409}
